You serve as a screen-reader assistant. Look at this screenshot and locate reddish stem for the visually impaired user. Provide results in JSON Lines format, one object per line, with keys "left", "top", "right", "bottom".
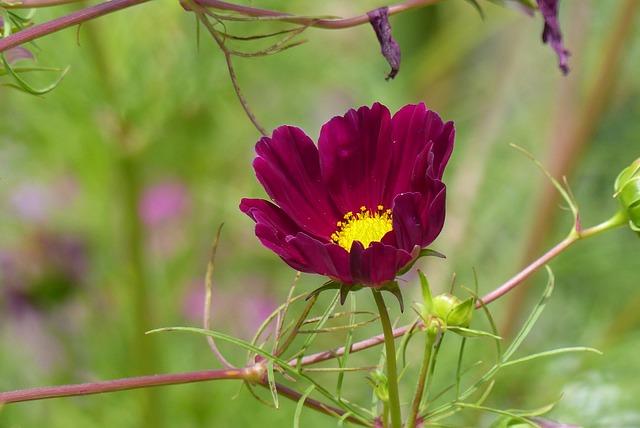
{"left": 0, "top": 0, "right": 151, "bottom": 53}
{"left": 476, "top": 235, "right": 577, "bottom": 307}
{"left": 0, "top": 369, "right": 247, "bottom": 405}
{"left": 193, "top": 0, "right": 441, "bottom": 29}
{"left": 0, "top": 0, "right": 442, "bottom": 53}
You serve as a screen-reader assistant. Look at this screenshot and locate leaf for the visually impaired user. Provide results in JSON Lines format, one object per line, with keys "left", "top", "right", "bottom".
{"left": 1, "top": 53, "right": 70, "bottom": 95}
{"left": 501, "top": 347, "right": 602, "bottom": 367}
{"left": 502, "top": 267, "right": 554, "bottom": 362}
{"left": 447, "top": 326, "right": 502, "bottom": 339}
{"left": 510, "top": 144, "right": 580, "bottom": 235}
{"left": 266, "top": 359, "right": 279, "bottom": 408}
{"left": 293, "top": 385, "right": 315, "bottom": 428}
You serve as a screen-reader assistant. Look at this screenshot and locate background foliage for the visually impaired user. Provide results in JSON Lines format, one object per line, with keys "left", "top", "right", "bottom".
{"left": 1, "top": 1, "right": 640, "bottom": 426}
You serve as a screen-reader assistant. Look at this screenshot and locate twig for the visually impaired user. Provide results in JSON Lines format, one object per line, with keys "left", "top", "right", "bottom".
{"left": 0, "top": 0, "right": 151, "bottom": 53}
{"left": 0, "top": 369, "right": 247, "bottom": 405}
{"left": 194, "top": 0, "right": 442, "bottom": 29}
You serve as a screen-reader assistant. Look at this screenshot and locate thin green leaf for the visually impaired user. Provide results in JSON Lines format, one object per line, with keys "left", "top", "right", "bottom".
{"left": 1, "top": 54, "right": 69, "bottom": 95}
{"left": 336, "top": 296, "right": 357, "bottom": 399}
{"left": 447, "top": 326, "right": 502, "bottom": 339}
{"left": 299, "top": 316, "right": 377, "bottom": 333}
{"left": 266, "top": 359, "right": 279, "bottom": 408}
{"left": 302, "top": 366, "right": 381, "bottom": 373}
{"left": 419, "top": 270, "right": 435, "bottom": 314}
{"left": 294, "top": 385, "right": 315, "bottom": 428}
{"left": 148, "top": 326, "right": 293, "bottom": 370}
{"left": 398, "top": 320, "right": 421, "bottom": 369}
{"left": 148, "top": 326, "right": 371, "bottom": 423}
{"left": 501, "top": 346, "right": 602, "bottom": 367}
{"left": 467, "top": 286, "right": 502, "bottom": 359}
{"left": 455, "top": 337, "right": 468, "bottom": 398}
{"left": 454, "top": 403, "right": 538, "bottom": 427}
{"left": 273, "top": 272, "right": 302, "bottom": 354}
{"left": 473, "top": 379, "right": 496, "bottom": 407}
{"left": 510, "top": 144, "right": 580, "bottom": 233}
{"left": 296, "top": 292, "right": 340, "bottom": 355}
{"left": 502, "top": 267, "right": 554, "bottom": 362}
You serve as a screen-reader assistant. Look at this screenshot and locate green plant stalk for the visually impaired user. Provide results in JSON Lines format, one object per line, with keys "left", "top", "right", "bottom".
{"left": 372, "top": 290, "right": 402, "bottom": 428}
{"left": 405, "top": 328, "right": 437, "bottom": 428}
{"left": 119, "top": 153, "right": 165, "bottom": 428}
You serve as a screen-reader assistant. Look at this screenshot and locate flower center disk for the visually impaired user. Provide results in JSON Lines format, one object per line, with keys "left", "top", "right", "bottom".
{"left": 331, "top": 206, "right": 393, "bottom": 251}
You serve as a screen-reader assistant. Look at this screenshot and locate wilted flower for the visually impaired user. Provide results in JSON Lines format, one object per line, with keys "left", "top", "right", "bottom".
{"left": 368, "top": 7, "right": 401, "bottom": 80}
{"left": 241, "top": 103, "right": 454, "bottom": 289}
{"left": 537, "top": 0, "right": 570, "bottom": 74}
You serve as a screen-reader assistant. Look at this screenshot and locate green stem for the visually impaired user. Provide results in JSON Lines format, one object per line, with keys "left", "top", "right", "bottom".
{"left": 577, "top": 210, "right": 628, "bottom": 239}
{"left": 372, "top": 290, "right": 402, "bottom": 428}
{"left": 405, "top": 327, "right": 437, "bottom": 428}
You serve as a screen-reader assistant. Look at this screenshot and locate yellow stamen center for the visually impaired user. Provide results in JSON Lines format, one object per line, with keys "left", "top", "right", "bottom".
{"left": 331, "top": 205, "right": 393, "bottom": 251}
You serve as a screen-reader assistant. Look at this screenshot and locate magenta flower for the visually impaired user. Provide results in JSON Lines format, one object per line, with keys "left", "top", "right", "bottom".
{"left": 240, "top": 103, "right": 454, "bottom": 289}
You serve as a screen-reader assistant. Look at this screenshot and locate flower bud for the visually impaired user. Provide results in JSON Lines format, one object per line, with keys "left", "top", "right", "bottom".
{"left": 614, "top": 158, "right": 640, "bottom": 233}
{"left": 432, "top": 293, "right": 473, "bottom": 328}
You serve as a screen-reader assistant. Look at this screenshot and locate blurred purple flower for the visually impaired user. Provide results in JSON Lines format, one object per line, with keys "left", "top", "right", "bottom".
{"left": 139, "top": 180, "right": 191, "bottom": 226}
{"left": 139, "top": 180, "right": 192, "bottom": 257}
{"left": 9, "top": 177, "right": 78, "bottom": 224}
{"left": 537, "top": 0, "right": 570, "bottom": 74}
{"left": 241, "top": 103, "right": 454, "bottom": 289}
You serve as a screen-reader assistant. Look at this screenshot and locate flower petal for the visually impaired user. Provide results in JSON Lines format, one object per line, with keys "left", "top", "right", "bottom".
{"left": 287, "top": 234, "right": 352, "bottom": 283}
{"left": 392, "top": 185, "right": 446, "bottom": 251}
{"left": 349, "top": 241, "right": 413, "bottom": 286}
{"left": 386, "top": 104, "right": 454, "bottom": 201}
{"left": 240, "top": 198, "right": 308, "bottom": 271}
{"left": 319, "top": 103, "right": 394, "bottom": 212}
{"left": 253, "top": 126, "right": 341, "bottom": 239}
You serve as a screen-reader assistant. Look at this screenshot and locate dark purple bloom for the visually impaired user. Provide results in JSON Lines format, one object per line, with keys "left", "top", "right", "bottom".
{"left": 537, "top": 0, "right": 570, "bottom": 74}
{"left": 240, "top": 103, "right": 454, "bottom": 288}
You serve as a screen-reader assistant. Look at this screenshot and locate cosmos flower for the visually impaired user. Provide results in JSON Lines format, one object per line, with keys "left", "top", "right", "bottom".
{"left": 240, "top": 103, "right": 454, "bottom": 289}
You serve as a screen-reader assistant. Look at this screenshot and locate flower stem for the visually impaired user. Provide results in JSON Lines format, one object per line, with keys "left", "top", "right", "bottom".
{"left": 372, "top": 290, "right": 402, "bottom": 428}
{"left": 405, "top": 328, "right": 437, "bottom": 428}
{"left": 577, "top": 210, "right": 628, "bottom": 239}
{"left": 478, "top": 210, "right": 629, "bottom": 307}
{"left": 0, "top": 0, "right": 151, "bottom": 53}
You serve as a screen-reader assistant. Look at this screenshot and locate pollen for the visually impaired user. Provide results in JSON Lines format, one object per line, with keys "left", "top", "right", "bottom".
{"left": 331, "top": 205, "right": 393, "bottom": 251}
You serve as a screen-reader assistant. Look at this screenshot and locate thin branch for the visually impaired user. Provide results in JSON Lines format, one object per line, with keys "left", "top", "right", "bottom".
{"left": 204, "top": 225, "right": 236, "bottom": 369}
{"left": 0, "top": 369, "right": 247, "bottom": 405}
{"left": 186, "top": 0, "right": 268, "bottom": 135}
{"left": 0, "top": 0, "right": 151, "bottom": 53}
{"left": 476, "top": 235, "right": 577, "bottom": 307}
{"left": 193, "top": 0, "right": 443, "bottom": 29}
{"left": 3, "top": 0, "right": 84, "bottom": 8}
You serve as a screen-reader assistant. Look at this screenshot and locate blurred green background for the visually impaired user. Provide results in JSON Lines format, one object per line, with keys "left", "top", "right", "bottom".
{"left": 1, "top": 1, "right": 640, "bottom": 427}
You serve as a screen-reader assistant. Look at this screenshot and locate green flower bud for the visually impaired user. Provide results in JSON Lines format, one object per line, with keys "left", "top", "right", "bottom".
{"left": 432, "top": 294, "right": 473, "bottom": 328}
{"left": 614, "top": 158, "right": 640, "bottom": 233}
